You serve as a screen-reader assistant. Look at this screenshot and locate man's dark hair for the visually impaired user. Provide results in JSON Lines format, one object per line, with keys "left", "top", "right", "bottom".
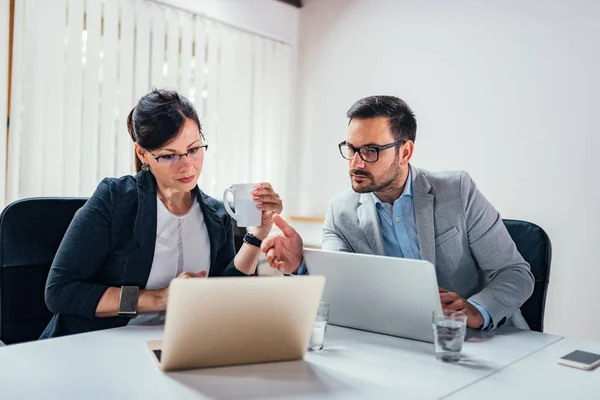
{"left": 346, "top": 95, "right": 417, "bottom": 142}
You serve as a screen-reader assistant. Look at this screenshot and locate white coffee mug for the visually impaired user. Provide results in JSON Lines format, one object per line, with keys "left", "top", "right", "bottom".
{"left": 223, "top": 183, "right": 262, "bottom": 227}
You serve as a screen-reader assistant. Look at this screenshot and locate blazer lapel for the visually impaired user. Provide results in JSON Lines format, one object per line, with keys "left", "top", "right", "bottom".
{"left": 123, "top": 170, "right": 157, "bottom": 288}
{"left": 358, "top": 193, "right": 386, "bottom": 255}
{"left": 196, "top": 188, "right": 223, "bottom": 268}
{"left": 412, "top": 167, "right": 436, "bottom": 264}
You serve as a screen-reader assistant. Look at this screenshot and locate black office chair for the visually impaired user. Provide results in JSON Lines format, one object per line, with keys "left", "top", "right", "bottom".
{"left": 503, "top": 219, "right": 552, "bottom": 332}
{"left": 0, "top": 198, "right": 87, "bottom": 344}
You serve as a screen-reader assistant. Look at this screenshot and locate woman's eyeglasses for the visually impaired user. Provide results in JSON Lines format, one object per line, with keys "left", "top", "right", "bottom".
{"left": 147, "top": 145, "right": 208, "bottom": 167}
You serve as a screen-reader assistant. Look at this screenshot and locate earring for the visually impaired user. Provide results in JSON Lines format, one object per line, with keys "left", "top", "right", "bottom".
{"left": 141, "top": 163, "right": 150, "bottom": 172}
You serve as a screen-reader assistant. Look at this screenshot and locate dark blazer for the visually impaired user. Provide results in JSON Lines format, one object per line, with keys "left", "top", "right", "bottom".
{"left": 40, "top": 170, "right": 248, "bottom": 339}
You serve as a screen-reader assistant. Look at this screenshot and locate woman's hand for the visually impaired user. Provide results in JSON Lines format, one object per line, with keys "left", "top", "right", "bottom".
{"left": 155, "top": 270, "right": 206, "bottom": 310}
{"left": 250, "top": 182, "right": 283, "bottom": 240}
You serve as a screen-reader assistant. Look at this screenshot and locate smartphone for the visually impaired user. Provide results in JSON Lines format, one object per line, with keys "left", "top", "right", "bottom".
{"left": 556, "top": 350, "right": 600, "bottom": 371}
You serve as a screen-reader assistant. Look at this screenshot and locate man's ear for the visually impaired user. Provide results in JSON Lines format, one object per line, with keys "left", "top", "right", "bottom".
{"left": 400, "top": 141, "right": 415, "bottom": 166}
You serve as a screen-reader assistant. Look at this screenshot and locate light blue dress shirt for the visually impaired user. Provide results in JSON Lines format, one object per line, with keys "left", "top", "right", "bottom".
{"left": 371, "top": 170, "right": 420, "bottom": 260}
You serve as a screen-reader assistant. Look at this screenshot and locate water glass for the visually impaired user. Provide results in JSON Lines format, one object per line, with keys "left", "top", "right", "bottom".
{"left": 308, "top": 302, "right": 329, "bottom": 351}
{"left": 432, "top": 310, "right": 467, "bottom": 362}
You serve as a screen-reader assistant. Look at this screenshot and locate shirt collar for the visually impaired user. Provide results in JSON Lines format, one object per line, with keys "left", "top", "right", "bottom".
{"left": 372, "top": 169, "right": 413, "bottom": 207}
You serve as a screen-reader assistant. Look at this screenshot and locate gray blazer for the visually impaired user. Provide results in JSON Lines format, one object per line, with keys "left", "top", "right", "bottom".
{"left": 322, "top": 165, "right": 535, "bottom": 330}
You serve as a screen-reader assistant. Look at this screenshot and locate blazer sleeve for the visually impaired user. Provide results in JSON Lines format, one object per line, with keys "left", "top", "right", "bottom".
{"left": 217, "top": 214, "right": 252, "bottom": 277}
{"left": 461, "top": 171, "right": 535, "bottom": 328}
{"left": 322, "top": 199, "right": 353, "bottom": 252}
{"left": 45, "top": 179, "right": 114, "bottom": 319}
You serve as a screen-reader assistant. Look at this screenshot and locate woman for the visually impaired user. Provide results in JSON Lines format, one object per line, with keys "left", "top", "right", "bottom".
{"left": 40, "top": 89, "right": 282, "bottom": 338}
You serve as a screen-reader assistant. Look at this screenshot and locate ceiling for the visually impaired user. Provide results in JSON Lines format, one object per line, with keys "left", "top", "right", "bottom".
{"left": 275, "top": 0, "right": 303, "bottom": 8}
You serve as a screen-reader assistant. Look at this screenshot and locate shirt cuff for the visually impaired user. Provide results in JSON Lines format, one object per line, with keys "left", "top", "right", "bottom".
{"left": 297, "top": 260, "right": 308, "bottom": 275}
{"left": 468, "top": 300, "right": 491, "bottom": 330}
{"left": 284, "top": 260, "right": 307, "bottom": 277}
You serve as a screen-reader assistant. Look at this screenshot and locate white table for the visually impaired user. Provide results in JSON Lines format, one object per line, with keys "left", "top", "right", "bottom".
{"left": 445, "top": 337, "right": 600, "bottom": 400}
{"left": 0, "top": 325, "right": 562, "bottom": 400}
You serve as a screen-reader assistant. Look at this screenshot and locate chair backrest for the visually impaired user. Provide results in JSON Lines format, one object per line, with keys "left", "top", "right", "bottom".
{"left": 0, "top": 198, "right": 87, "bottom": 344}
{"left": 503, "top": 219, "right": 552, "bottom": 332}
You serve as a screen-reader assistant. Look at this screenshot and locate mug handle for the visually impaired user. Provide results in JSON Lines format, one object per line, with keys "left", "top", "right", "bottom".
{"left": 223, "top": 187, "right": 237, "bottom": 220}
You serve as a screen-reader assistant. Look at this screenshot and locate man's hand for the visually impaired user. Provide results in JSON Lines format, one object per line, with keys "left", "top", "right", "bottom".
{"left": 439, "top": 287, "right": 484, "bottom": 329}
{"left": 260, "top": 214, "right": 303, "bottom": 274}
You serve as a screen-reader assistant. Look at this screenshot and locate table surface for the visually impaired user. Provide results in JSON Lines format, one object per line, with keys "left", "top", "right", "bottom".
{"left": 444, "top": 337, "right": 600, "bottom": 400}
{"left": 0, "top": 324, "right": 564, "bottom": 400}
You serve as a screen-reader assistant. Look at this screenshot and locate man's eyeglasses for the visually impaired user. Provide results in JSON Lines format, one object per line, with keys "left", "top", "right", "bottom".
{"left": 338, "top": 140, "right": 405, "bottom": 163}
{"left": 148, "top": 145, "right": 208, "bottom": 167}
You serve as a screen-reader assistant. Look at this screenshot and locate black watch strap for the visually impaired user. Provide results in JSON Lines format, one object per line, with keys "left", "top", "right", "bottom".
{"left": 243, "top": 232, "right": 262, "bottom": 248}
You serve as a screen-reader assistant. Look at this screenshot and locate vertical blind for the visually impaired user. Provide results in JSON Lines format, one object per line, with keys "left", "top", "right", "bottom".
{"left": 0, "top": 0, "right": 8, "bottom": 209}
{"left": 7, "top": 0, "right": 293, "bottom": 206}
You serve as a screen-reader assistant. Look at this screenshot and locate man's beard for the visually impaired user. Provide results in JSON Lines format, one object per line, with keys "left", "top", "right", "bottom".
{"left": 350, "top": 161, "right": 402, "bottom": 193}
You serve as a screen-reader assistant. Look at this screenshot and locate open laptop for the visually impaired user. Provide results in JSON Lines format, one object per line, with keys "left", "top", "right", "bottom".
{"left": 303, "top": 248, "right": 442, "bottom": 343}
{"left": 147, "top": 275, "right": 325, "bottom": 371}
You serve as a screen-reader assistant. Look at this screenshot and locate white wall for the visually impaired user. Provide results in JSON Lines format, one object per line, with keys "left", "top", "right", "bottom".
{"left": 294, "top": 0, "right": 600, "bottom": 341}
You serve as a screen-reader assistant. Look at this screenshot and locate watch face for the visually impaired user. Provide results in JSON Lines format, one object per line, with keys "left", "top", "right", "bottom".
{"left": 119, "top": 286, "right": 139, "bottom": 315}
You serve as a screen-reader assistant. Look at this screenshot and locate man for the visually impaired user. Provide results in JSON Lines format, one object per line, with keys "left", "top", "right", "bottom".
{"left": 261, "top": 95, "right": 534, "bottom": 330}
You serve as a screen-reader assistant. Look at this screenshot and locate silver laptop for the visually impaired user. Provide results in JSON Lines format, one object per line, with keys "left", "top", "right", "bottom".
{"left": 148, "top": 275, "right": 325, "bottom": 371}
{"left": 303, "top": 249, "right": 442, "bottom": 343}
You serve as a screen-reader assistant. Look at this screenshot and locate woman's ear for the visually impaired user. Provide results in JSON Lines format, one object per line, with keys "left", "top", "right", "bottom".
{"left": 134, "top": 143, "right": 147, "bottom": 165}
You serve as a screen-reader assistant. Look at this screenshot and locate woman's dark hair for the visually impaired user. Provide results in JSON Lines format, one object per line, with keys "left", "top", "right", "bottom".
{"left": 127, "top": 89, "right": 203, "bottom": 172}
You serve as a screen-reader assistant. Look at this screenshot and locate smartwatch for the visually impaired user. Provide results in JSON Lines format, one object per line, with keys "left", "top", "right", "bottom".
{"left": 243, "top": 232, "right": 262, "bottom": 248}
{"left": 118, "top": 286, "right": 139, "bottom": 317}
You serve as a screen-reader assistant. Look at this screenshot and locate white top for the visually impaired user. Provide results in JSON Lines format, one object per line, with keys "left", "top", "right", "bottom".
{"left": 128, "top": 195, "right": 211, "bottom": 325}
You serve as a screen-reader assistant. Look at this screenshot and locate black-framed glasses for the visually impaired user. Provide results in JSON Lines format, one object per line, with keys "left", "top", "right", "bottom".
{"left": 338, "top": 140, "right": 405, "bottom": 163}
{"left": 148, "top": 145, "right": 208, "bottom": 167}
